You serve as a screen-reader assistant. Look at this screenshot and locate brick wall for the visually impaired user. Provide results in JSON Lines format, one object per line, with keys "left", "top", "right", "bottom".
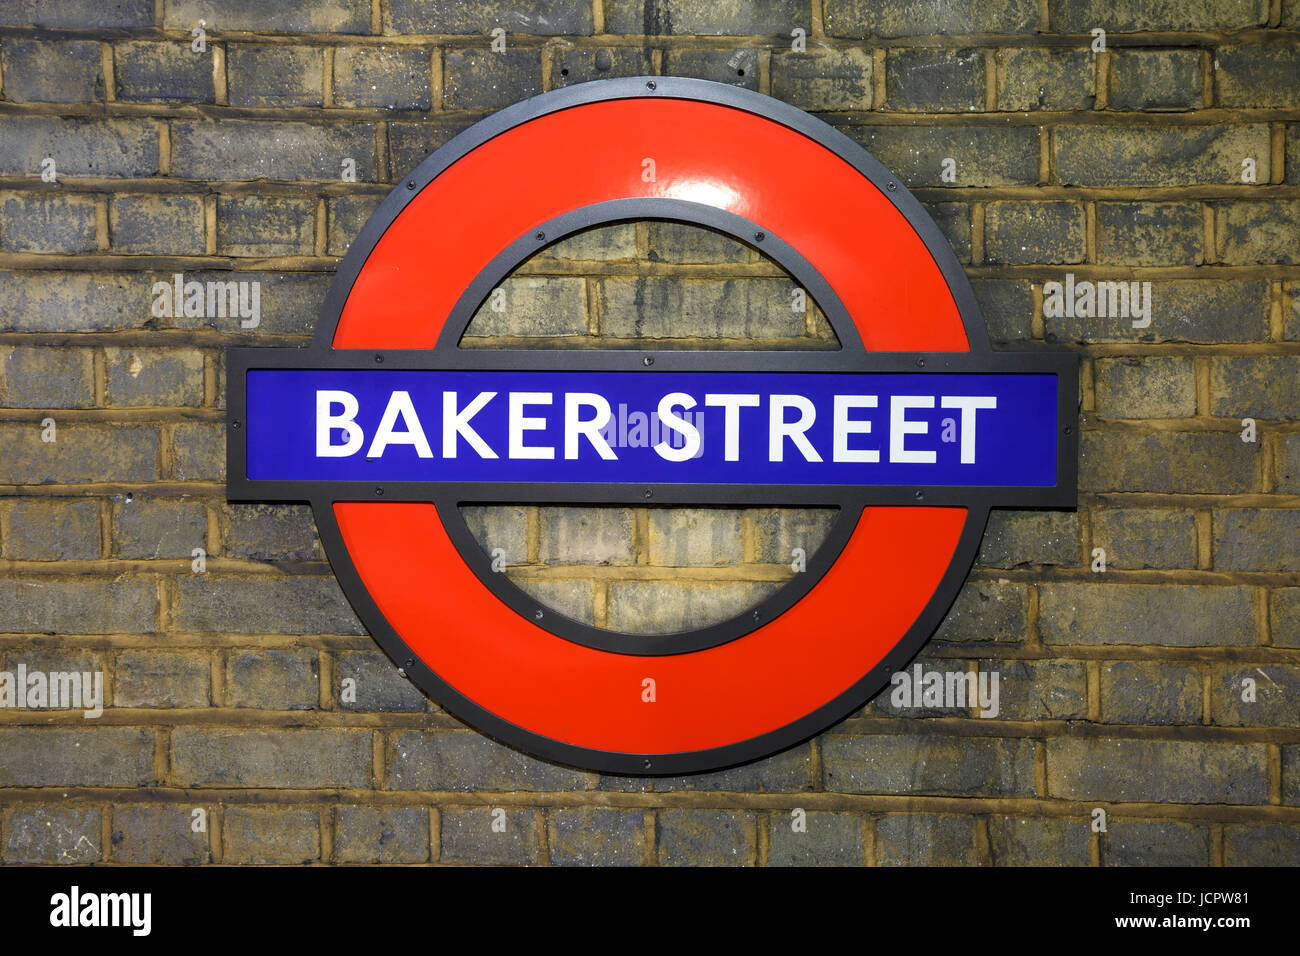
{"left": 0, "top": 0, "right": 1298, "bottom": 866}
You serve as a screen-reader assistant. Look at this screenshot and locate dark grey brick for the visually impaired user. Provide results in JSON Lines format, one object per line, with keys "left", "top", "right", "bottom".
{"left": 1090, "top": 507, "right": 1198, "bottom": 569}
{"left": 336, "top": 806, "right": 429, "bottom": 864}
{"left": 0, "top": 423, "right": 159, "bottom": 484}
{"left": 3, "top": 498, "right": 99, "bottom": 560}
{"left": 923, "top": 202, "right": 971, "bottom": 262}
{"left": 109, "top": 194, "right": 206, "bottom": 255}
{"left": 387, "top": 731, "right": 591, "bottom": 791}
{"left": 996, "top": 48, "right": 1094, "bottom": 111}
{"left": 0, "top": 577, "right": 155, "bottom": 634}
{"left": 0, "top": 194, "right": 96, "bottom": 254}
{"left": 0, "top": 272, "right": 149, "bottom": 333}
{"left": 388, "top": 0, "right": 592, "bottom": 34}
{"left": 115, "top": 41, "right": 212, "bottom": 104}
{"left": 166, "top": 272, "right": 327, "bottom": 335}
{"left": 112, "top": 497, "right": 207, "bottom": 559}
{"left": 1213, "top": 509, "right": 1300, "bottom": 571}
{"left": 990, "top": 816, "right": 1089, "bottom": 866}
{"left": 972, "top": 279, "right": 1035, "bottom": 345}
{"left": 827, "top": 0, "right": 1036, "bottom": 37}
{"left": 227, "top": 648, "right": 319, "bottom": 710}
{"left": 171, "top": 120, "right": 375, "bottom": 182}
{"left": 664, "top": 48, "right": 760, "bottom": 90}
{"left": 110, "top": 805, "right": 209, "bottom": 864}
{"left": 977, "top": 509, "right": 1079, "bottom": 568}
{"left": 1047, "top": 738, "right": 1267, "bottom": 804}
{"left": 441, "top": 807, "right": 536, "bottom": 864}
{"left": 0, "top": 40, "right": 103, "bottom": 102}
{"left": 658, "top": 809, "right": 756, "bottom": 866}
{"left": 224, "top": 808, "right": 320, "bottom": 864}
{"left": 334, "top": 46, "right": 431, "bottom": 110}
{"left": 1213, "top": 664, "right": 1300, "bottom": 727}
{"left": 1046, "top": 279, "right": 1269, "bottom": 344}
{"left": 1224, "top": 824, "right": 1300, "bottom": 865}
{"left": 822, "top": 734, "right": 1036, "bottom": 796}
{"left": 104, "top": 348, "right": 205, "bottom": 407}
{"left": 549, "top": 807, "right": 643, "bottom": 866}
{"left": 768, "top": 811, "right": 863, "bottom": 866}
{"left": 170, "top": 728, "right": 371, "bottom": 788}
{"left": 1215, "top": 43, "right": 1300, "bottom": 108}
{"left": 387, "top": 121, "right": 472, "bottom": 179}
{"left": 0, "top": 0, "right": 152, "bottom": 30}
{"left": 327, "top": 195, "right": 384, "bottom": 257}
{"left": 1108, "top": 50, "right": 1203, "bottom": 111}
{"left": 217, "top": 196, "right": 315, "bottom": 257}
{"left": 172, "top": 422, "right": 225, "bottom": 481}
{"left": 876, "top": 813, "right": 979, "bottom": 866}
{"left": 605, "top": 0, "right": 808, "bottom": 35}
{"left": 1100, "top": 661, "right": 1202, "bottom": 724}
{"left": 1, "top": 347, "right": 95, "bottom": 409}
{"left": 599, "top": 277, "right": 806, "bottom": 339}
{"left": 1039, "top": 583, "right": 1256, "bottom": 646}
{"left": 553, "top": 46, "right": 654, "bottom": 87}
{"left": 162, "top": 0, "right": 370, "bottom": 33}
{"left": 982, "top": 659, "right": 1088, "bottom": 721}
{"left": 225, "top": 503, "right": 319, "bottom": 561}
{"left": 174, "top": 575, "right": 363, "bottom": 634}
{"left": 113, "top": 650, "right": 211, "bottom": 708}
{"left": 0, "top": 117, "right": 159, "bottom": 178}
{"left": 1096, "top": 202, "right": 1204, "bottom": 266}
{"left": 985, "top": 201, "right": 1086, "bottom": 265}
{"left": 886, "top": 48, "right": 985, "bottom": 112}
{"left": 1094, "top": 357, "right": 1197, "bottom": 418}
{"left": 442, "top": 49, "right": 541, "bottom": 111}
{"left": 0, "top": 729, "right": 154, "bottom": 786}
{"left": 772, "top": 48, "right": 874, "bottom": 111}
{"left": 934, "top": 580, "right": 1030, "bottom": 644}
{"left": 3, "top": 806, "right": 101, "bottom": 864}
{"left": 1055, "top": 125, "right": 1270, "bottom": 187}
{"left": 1106, "top": 821, "right": 1210, "bottom": 866}
{"left": 1080, "top": 431, "right": 1260, "bottom": 493}
{"left": 846, "top": 125, "right": 1039, "bottom": 187}
{"left": 227, "top": 45, "right": 324, "bottom": 108}
{"left": 1214, "top": 202, "right": 1300, "bottom": 265}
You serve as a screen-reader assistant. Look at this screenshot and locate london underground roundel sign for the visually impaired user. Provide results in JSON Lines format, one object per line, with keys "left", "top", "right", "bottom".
{"left": 228, "top": 78, "right": 1078, "bottom": 775}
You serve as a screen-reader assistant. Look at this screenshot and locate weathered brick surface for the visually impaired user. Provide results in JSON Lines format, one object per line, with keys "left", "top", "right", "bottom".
{"left": 657, "top": 809, "right": 756, "bottom": 866}
{"left": 876, "top": 813, "right": 978, "bottom": 866}
{"left": 549, "top": 807, "right": 643, "bottom": 865}
{"left": 0, "top": 40, "right": 103, "bottom": 103}
{"left": 170, "top": 729, "right": 371, "bottom": 788}
{"left": 1, "top": 0, "right": 1297, "bottom": 870}
{"left": 110, "top": 805, "right": 210, "bottom": 864}
{"left": 1039, "top": 584, "right": 1256, "bottom": 646}
{"left": 1100, "top": 661, "right": 1203, "bottom": 725}
{"left": 224, "top": 808, "right": 320, "bottom": 864}
{"left": 1047, "top": 739, "right": 1268, "bottom": 804}
{"left": 1105, "top": 821, "right": 1211, "bottom": 866}
{"left": 1, "top": 194, "right": 97, "bottom": 254}
{"left": 1090, "top": 507, "right": 1198, "bottom": 569}
{"left": 1108, "top": 51, "right": 1203, "bottom": 111}
{"left": 767, "top": 811, "right": 864, "bottom": 866}
{"left": 822, "top": 734, "right": 1036, "bottom": 796}
{"left": 886, "top": 49, "right": 985, "bottom": 112}
{"left": 3, "top": 806, "right": 102, "bottom": 864}
{"left": 336, "top": 806, "right": 429, "bottom": 864}
{"left": 1054, "top": 125, "right": 1270, "bottom": 187}
{"left": 989, "top": 816, "right": 1089, "bottom": 866}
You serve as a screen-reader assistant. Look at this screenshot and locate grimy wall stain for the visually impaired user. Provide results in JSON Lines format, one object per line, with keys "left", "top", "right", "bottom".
{"left": 0, "top": 0, "right": 1298, "bottom": 866}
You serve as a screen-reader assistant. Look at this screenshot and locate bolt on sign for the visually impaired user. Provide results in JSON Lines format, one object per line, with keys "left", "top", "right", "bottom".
{"left": 228, "top": 78, "right": 1078, "bottom": 775}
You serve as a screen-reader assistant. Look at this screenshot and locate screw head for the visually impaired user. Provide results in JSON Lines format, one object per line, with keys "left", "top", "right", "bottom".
{"left": 406, "top": 180, "right": 416, "bottom": 190}
{"left": 230, "top": 420, "right": 240, "bottom": 430}
{"left": 754, "top": 231, "right": 765, "bottom": 242}
{"left": 642, "top": 355, "right": 654, "bottom": 366}
{"left": 643, "top": 489, "right": 653, "bottom": 499}
{"left": 646, "top": 80, "right": 656, "bottom": 91}
{"left": 375, "top": 487, "right": 384, "bottom": 496}
{"left": 916, "top": 357, "right": 926, "bottom": 367}
{"left": 534, "top": 609, "right": 544, "bottom": 620}
{"left": 374, "top": 353, "right": 384, "bottom": 363}
{"left": 887, "top": 181, "right": 897, "bottom": 191}
{"left": 535, "top": 231, "right": 545, "bottom": 241}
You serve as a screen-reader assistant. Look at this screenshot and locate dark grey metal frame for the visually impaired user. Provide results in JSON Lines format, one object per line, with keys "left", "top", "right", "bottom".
{"left": 226, "top": 77, "right": 1079, "bottom": 775}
